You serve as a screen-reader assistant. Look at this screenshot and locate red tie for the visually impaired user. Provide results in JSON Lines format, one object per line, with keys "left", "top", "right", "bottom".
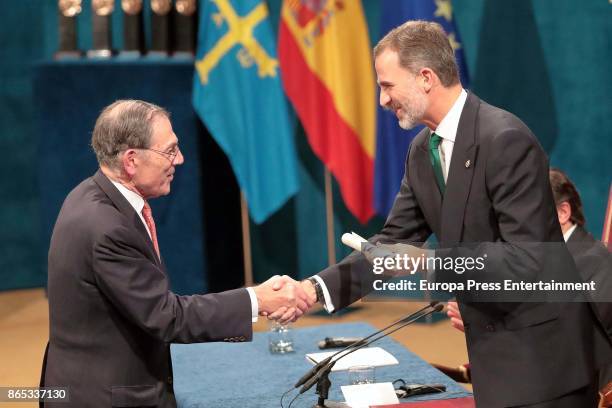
{"left": 142, "top": 201, "right": 160, "bottom": 260}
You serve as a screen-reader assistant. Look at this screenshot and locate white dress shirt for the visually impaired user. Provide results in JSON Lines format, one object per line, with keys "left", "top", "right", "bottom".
{"left": 563, "top": 224, "right": 577, "bottom": 242}
{"left": 433, "top": 89, "right": 468, "bottom": 182}
{"left": 110, "top": 179, "right": 259, "bottom": 322}
{"left": 314, "top": 90, "right": 469, "bottom": 313}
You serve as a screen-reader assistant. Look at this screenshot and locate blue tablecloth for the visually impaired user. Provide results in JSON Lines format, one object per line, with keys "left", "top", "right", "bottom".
{"left": 171, "top": 322, "right": 471, "bottom": 407}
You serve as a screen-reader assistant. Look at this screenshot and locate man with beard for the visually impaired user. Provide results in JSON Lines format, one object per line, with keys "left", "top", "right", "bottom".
{"left": 280, "top": 21, "right": 611, "bottom": 407}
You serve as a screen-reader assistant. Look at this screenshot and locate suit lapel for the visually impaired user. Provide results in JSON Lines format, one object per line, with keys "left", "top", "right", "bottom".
{"left": 93, "top": 170, "right": 162, "bottom": 267}
{"left": 567, "top": 225, "right": 594, "bottom": 244}
{"left": 440, "top": 93, "right": 480, "bottom": 244}
{"left": 415, "top": 129, "right": 443, "bottom": 236}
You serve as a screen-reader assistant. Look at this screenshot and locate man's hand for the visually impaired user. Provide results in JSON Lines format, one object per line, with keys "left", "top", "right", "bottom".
{"left": 299, "top": 279, "right": 317, "bottom": 305}
{"left": 265, "top": 277, "right": 317, "bottom": 324}
{"left": 446, "top": 301, "right": 465, "bottom": 332}
{"left": 253, "top": 275, "right": 312, "bottom": 324}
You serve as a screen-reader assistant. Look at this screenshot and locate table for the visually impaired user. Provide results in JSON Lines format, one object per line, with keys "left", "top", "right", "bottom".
{"left": 171, "top": 322, "right": 472, "bottom": 407}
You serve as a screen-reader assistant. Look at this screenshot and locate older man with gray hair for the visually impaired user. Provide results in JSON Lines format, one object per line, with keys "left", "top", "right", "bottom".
{"left": 40, "top": 100, "right": 311, "bottom": 408}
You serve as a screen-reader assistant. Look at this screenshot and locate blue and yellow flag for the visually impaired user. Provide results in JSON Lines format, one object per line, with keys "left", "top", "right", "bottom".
{"left": 193, "top": 0, "right": 299, "bottom": 223}
{"left": 373, "top": 0, "right": 470, "bottom": 217}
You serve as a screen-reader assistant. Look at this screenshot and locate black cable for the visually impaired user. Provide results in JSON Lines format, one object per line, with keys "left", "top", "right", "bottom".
{"left": 393, "top": 378, "right": 448, "bottom": 398}
{"left": 280, "top": 387, "right": 294, "bottom": 408}
{"left": 287, "top": 391, "right": 300, "bottom": 408}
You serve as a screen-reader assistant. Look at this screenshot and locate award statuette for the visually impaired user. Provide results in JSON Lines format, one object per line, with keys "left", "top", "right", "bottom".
{"left": 173, "top": 0, "right": 197, "bottom": 56}
{"left": 87, "top": 0, "right": 114, "bottom": 58}
{"left": 56, "top": 0, "right": 83, "bottom": 59}
{"left": 149, "top": 0, "right": 172, "bottom": 56}
{"left": 121, "top": 0, "right": 144, "bottom": 57}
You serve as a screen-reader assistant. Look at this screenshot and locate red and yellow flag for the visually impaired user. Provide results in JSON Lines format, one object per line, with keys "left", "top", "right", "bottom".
{"left": 278, "top": 0, "right": 376, "bottom": 223}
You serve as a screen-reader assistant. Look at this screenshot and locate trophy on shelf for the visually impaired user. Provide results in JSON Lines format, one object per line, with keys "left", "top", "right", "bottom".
{"left": 56, "top": 0, "right": 83, "bottom": 59}
{"left": 149, "top": 0, "right": 172, "bottom": 56}
{"left": 120, "top": 0, "right": 145, "bottom": 57}
{"left": 173, "top": 0, "right": 197, "bottom": 57}
{"left": 87, "top": 0, "right": 114, "bottom": 58}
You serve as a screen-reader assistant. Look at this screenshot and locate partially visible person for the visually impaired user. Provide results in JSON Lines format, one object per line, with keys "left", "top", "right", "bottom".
{"left": 40, "top": 100, "right": 312, "bottom": 408}
{"left": 447, "top": 168, "right": 612, "bottom": 405}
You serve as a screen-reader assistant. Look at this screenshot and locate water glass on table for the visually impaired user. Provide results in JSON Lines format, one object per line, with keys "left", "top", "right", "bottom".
{"left": 268, "top": 321, "right": 294, "bottom": 354}
{"left": 348, "top": 365, "right": 376, "bottom": 385}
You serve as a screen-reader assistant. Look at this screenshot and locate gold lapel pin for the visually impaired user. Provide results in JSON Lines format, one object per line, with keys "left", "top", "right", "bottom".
{"left": 465, "top": 159, "right": 471, "bottom": 168}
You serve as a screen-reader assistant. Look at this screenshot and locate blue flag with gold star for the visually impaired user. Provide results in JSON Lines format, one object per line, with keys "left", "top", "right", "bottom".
{"left": 374, "top": 0, "right": 470, "bottom": 217}
{"left": 193, "top": 0, "right": 298, "bottom": 223}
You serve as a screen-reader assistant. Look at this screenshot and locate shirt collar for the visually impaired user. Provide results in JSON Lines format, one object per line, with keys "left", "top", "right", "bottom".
{"left": 110, "top": 180, "right": 145, "bottom": 215}
{"left": 433, "top": 89, "right": 468, "bottom": 142}
{"left": 563, "top": 223, "right": 577, "bottom": 242}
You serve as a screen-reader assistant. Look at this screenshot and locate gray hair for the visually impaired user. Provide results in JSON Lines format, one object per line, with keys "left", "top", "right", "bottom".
{"left": 373, "top": 20, "right": 460, "bottom": 87}
{"left": 91, "top": 99, "right": 169, "bottom": 169}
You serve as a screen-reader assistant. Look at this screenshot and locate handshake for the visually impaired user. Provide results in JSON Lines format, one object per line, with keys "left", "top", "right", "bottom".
{"left": 252, "top": 275, "right": 318, "bottom": 324}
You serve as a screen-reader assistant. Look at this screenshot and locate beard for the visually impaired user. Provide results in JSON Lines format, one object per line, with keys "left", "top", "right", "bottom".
{"left": 390, "top": 92, "right": 427, "bottom": 130}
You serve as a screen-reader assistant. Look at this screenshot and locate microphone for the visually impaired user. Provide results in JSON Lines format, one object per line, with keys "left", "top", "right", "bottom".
{"left": 318, "top": 337, "right": 366, "bottom": 349}
{"left": 293, "top": 301, "right": 439, "bottom": 389}
{"left": 298, "top": 303, "right": 444, "bottom": 394}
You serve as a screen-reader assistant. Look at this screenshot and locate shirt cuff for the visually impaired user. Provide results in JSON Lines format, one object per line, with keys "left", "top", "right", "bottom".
{"left": 245, "top": 287, "right": 258, "bottom": 323}
{"left": 312, "top": 275, "right": 335, "bottom": 313}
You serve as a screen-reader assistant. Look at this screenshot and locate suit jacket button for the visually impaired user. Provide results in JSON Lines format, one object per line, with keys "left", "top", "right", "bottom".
{"left": 485, "top": 323, "right": 495, "bottom": 332}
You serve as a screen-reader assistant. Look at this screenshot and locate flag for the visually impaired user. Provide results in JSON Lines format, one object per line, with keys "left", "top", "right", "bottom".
{"left": 603, "top": 184, "right": 612, "bottom": 250}
{"left": 193, "top": 0, "right": 299, "bottom": 224}
{"left": 373, "top": 0, "right": 470, "bottom": 217}
{"left": 278, "top": 0, "right": 376, "bottom": 224}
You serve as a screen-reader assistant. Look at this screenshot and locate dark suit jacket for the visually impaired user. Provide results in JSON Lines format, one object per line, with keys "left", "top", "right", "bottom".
{"left": 567, "top": 225, "right": 612, "bottom": 386}
{"left": 41, "top": 171, "right": 252, "bottom": 408}
{"left": 318, "top": 93, "right": 611, "bottom": 407}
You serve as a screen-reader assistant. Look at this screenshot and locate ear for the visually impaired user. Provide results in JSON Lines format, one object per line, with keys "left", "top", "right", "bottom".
{"left": 120, "top": 149, "right": 139, "bottom": 178}
{"left": 419, "top": 68, "right": 435, "bottom": 92}
{"left": 556, "top": 201, "right": 572, "bottom": 226}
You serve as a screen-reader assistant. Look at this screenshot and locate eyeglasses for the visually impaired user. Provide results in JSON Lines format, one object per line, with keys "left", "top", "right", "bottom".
{"left": 143, "top": 146, "right": 181, "bottom": 163}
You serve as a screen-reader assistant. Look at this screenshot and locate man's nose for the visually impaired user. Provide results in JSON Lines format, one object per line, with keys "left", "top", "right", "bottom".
{"left": 379, "top": 90, "right": 390, "bottom": 107}
{"left": 174, "top": 149, "right": 185, "bottom": 166}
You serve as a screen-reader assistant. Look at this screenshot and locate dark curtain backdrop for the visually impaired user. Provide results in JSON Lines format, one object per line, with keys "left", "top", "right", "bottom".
{"left": 1, "top": 0, "right": 610, "bottom": 292}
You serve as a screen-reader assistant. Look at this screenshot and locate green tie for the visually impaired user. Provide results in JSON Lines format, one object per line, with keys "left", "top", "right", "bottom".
{"left": 429, "top": 133, "right": 446, "bottom": 194}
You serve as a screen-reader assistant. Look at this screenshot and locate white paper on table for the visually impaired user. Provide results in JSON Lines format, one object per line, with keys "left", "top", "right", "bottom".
{"left": 305, "top": 347, "right": 399, "bottom": 371}
{"left": 341, "top": 382, "right": 399, "bottom": 408}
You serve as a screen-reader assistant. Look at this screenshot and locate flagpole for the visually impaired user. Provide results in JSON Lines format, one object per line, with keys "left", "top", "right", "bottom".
{"left": 324, "top": 168, "right": 336, "bottom": 266}
{"left": 603, "top": 184, "right": 612, "bottom": 251}
{"left": 240, "top": 191, "right": 254, "bottom": 286}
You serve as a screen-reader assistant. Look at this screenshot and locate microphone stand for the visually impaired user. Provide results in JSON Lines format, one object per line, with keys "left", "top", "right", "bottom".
{"left": 294, "top": 302, "right": 439, "bottom": 390}
{"left": 304, "top": 303, "right": 444, "bottom": 408}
